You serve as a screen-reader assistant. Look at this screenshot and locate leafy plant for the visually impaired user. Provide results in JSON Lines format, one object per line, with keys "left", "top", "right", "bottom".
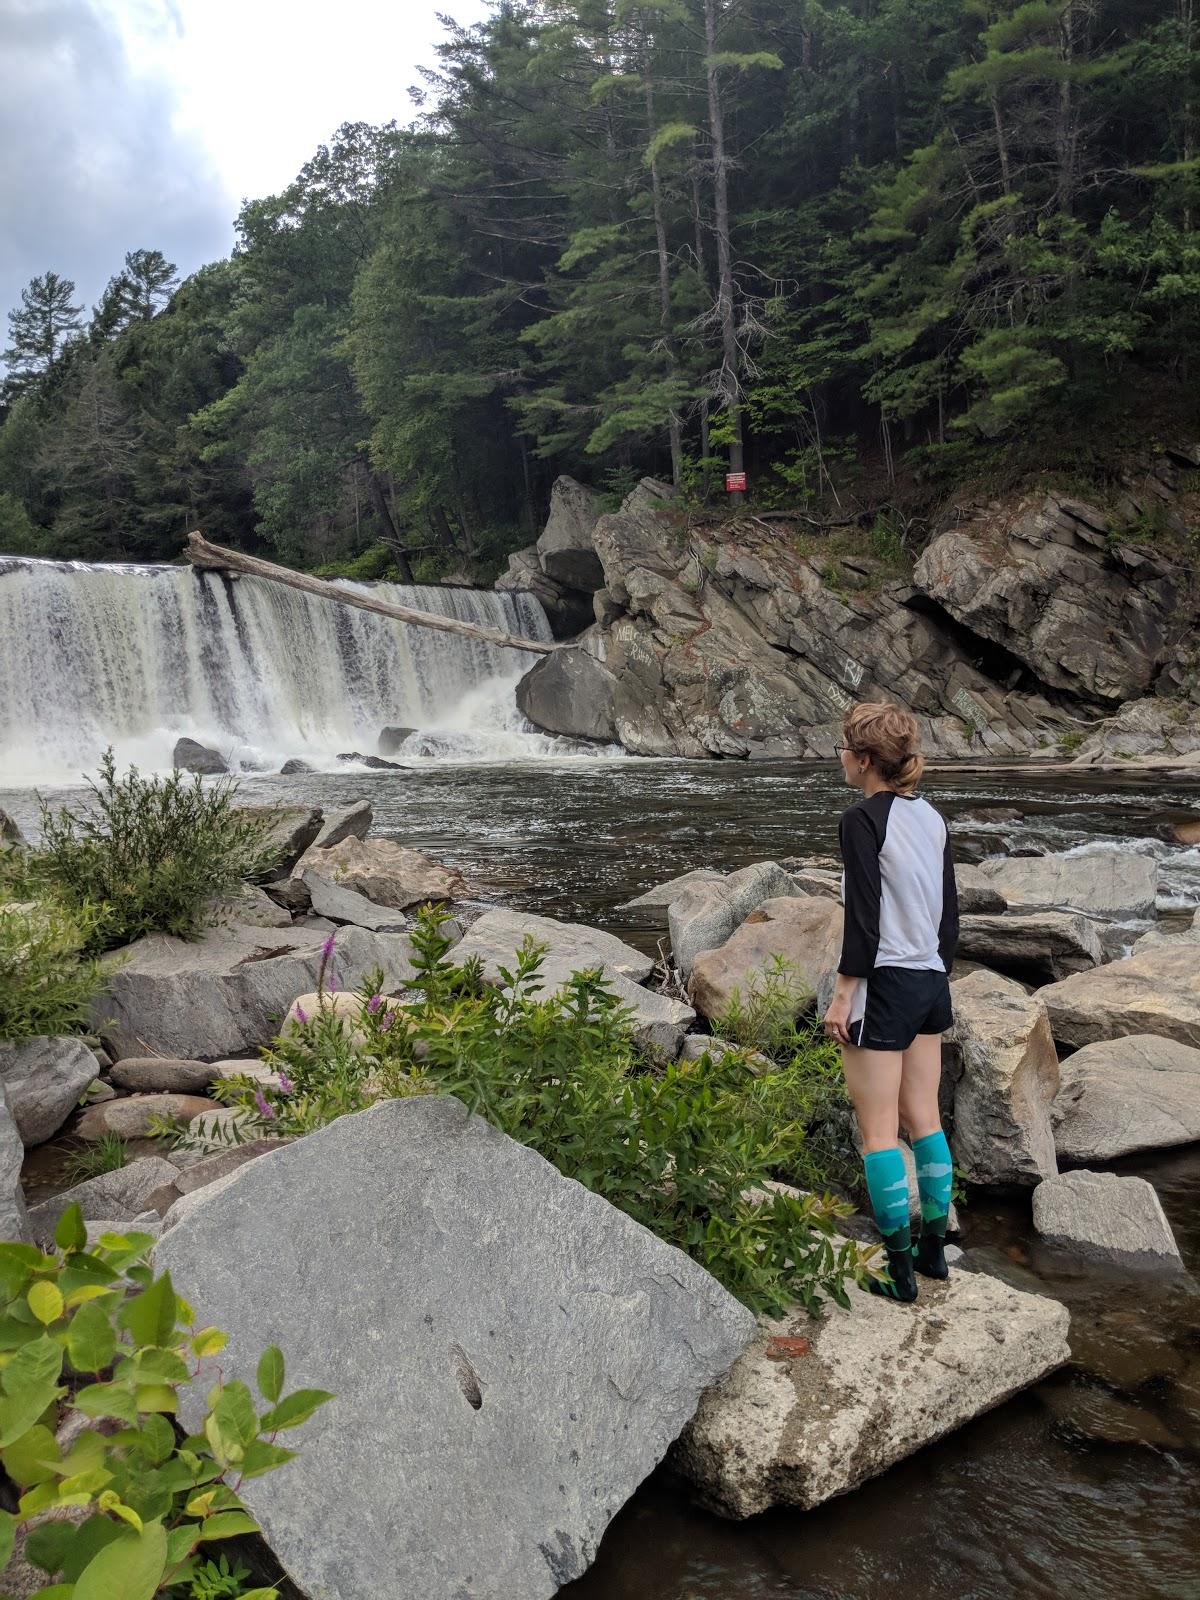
{"left": 0, "top": 1205, "right": 330, "bottom": 1598}
{"left": 34, "top": 752, "right": 277, "bottom": 953}
{"left": 0, "top": 874, "right": 107, "bottom": 1041}
{"left": 215, "top": 915, "right": 870, "bottom": 1316}
{"left": 64, "top": 1132, "right": 128, "bottom": 1185}
{"left": 171, "top": 1551, "right": 252, "bottom": 1599}
{"left": 1058, "top": 729, "right": 1086, "bottom": 756}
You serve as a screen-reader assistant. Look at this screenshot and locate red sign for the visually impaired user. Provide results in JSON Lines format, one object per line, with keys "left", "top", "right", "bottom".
{"left": 726, "top": 471, "right": 747, "bottom": 493}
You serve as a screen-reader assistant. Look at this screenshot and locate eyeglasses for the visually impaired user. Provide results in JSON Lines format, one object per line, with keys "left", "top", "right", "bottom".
{"left": 834, "top": 744, "right": 855, "bottom": 757}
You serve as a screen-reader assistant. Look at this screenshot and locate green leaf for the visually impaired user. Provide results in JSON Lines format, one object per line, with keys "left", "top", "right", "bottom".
{"left": 237, "top": 1438, "right": 298, "bottom": 1479}
{"left": 133, "top": 1346, "right": 189, "bottom": 1384}
{"left": 72, "top": 1381, "right": 137, "bottom": 1424}
{"left": 210, "top": 1378, "right": 258, "bottom": 1453}
{"left": 1, "top": 1423, "right": 61, "bottom": 1487}
{"left": 134, "top": 1382, "right": 178, "bottom": 1414}
{"left": 259, "top": 1387, "right": 334, "bottom": 1432}
{"left": 116, "top": 1272, "right": 177, "bottom": 1349}
{"left": 54, "top": 1205, "right": 86, "bottom": 1255}
{"left": 0, "top": 1337, "right": 64, "bottom": 1446}
{"left": 0, "top": 1509, "right": 15, "bottom": 1569}
{"left": 256, "top": 1343, "right": 285, "bottom": 1403}
{"left": 60, "top": 1513, "right": 124, "bottom": 1580}
{"left": 22, "top": 1515, "right": 79, "bottom": 1575}
{"left": 67, "top": 1301, "right": 115, "bottom": 1374}
{"left": 198, "top": 1510, "right": 261, "bottom": 1540}
{"left": 73, "top": 1518, "right": 167, "bottom": 1600}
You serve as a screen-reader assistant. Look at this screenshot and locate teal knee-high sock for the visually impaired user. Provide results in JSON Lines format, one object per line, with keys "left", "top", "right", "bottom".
{"left": 912, "top": 1129, "right": 953, "bottom": 1279}
{"left": 862, "top": 1147, "right": 916, "bottom": 1302}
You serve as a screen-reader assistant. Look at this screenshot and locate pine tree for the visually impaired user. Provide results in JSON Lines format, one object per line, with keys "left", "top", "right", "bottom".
{"left": 3, "top": 272, "right": 82, "bottom": 386}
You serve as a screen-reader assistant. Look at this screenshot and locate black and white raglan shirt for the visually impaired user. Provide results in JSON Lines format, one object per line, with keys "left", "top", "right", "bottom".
{"left": 838, "top": 790, "right": 959, "bottom": 1024}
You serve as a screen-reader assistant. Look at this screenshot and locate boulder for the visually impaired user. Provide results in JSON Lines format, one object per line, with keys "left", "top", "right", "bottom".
{"left": 238, "top": 804, "right": 323, "bottom": 878}
{"left": 337, "top": 751, "right": 405, "bottom": 769}
{"left": 172, "top": 1138, "right": 291, "bottom": 1197}
{"left": 536, "top": 475, "right": 605, "bottom": 591}
{"left": 76, "top": 1093, "right": 220, "bottom": 1141}
{"left": 0, "top": 1084, "right": 29, "bottom": 1241}
{"left": 300, "top": 869, "right": 410, "bottom": 931}
{"left": 620, "top": 868, "right": 725, "bottom": 910}
{"left": 949, "top": 971, "right": 1060, "bottom": 1186}
{"left": 674, "top": 1266, "right": 1070, "bottom": 1518}
{"left": 966, "top": 850, "right": 1158, "bottom": 921}
{"left": 496, "top": 547, "right": 596, "bottom": 640}
{"left": 279, "top": 758, "right": 314, "bottom": 775}
{"left": 309, "top": 800, "right": 373, "bottom": 852}
{"left": 0, "top": 807, "right": 26, "bottom": 848}
{"left": 956, "top": 910, "right": 1103, "bottom": 985}
{"left": 94, "top": 921, "right": 421, "bottom": 1061}
{"left": 263, "top": 877, "right": 311, "bottom": 915}
{"left": 108, "top": 1058, "right": 217, "bottom": 1094}
{"left": 1032, "top": 1170, "right": 1183, "bottom": 1268}
{"left": 156, "top": 1095, "right": 755, "bottom": 1600}
{"left": 1171, "top": 817, "right": 1200, "bottom": 845}
{"left": 296, "top": 835, "right": 466, "bottom": 910}
{"left": 1052, "top": 1035, "right": 1200, "bottom": 1160}
{"left": 0, "top": 1036, "right": 98, "bottom": 1145}
{"left": 1037, "top": 944, "right": 1200, "bottom": 1050}
{"left": 669, "top": 862, "right": 799, "bottom": 978}
{"left": 451, "top": 909, "right": 693, "bottom": 1060}
{"left": 24, "top": 1156, "right": 180, "bottom": 1245}
{"left": 172, "top": 736, "right": 227, "bottom": 776}
{"left": 687, "top": 896, "right": 843, "bottom": 1021}
{"left": 378, "top": 727, "right": 416, "bottom": 757}
{"left": 205, "top": 881, "right": 293, "bottom": 929}
{"left": 516, "top": 642, "right": 620, "bottom": 743}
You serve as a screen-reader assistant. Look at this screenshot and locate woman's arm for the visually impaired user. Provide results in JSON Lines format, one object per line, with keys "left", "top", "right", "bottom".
{"left": 838, "top": 805, "right": 883, "bottom": 976}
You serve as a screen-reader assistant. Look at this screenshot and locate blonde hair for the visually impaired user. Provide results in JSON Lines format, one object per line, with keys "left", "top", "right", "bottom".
{"left": 843, "top": 702, "right": 924, "bottom": 794}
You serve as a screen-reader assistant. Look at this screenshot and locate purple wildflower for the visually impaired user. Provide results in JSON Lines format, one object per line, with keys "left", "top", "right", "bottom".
{"left": 367, "top": 994, "right": 384, "bottom": 1014}
{"left": 378, "top": 1011, "right": 395, "bottom": 1032}
{"left": 321, "top": 934, "right": 337, "bottom": 958}
{"left": 294, "top": 1004, "right": 308, "bottom": 1024}
{"left": 253, "top": 1088, "right": 276, "bottom": 1120}
{"left": 277, "top": 1073, "right": 294, "bottom": 1095}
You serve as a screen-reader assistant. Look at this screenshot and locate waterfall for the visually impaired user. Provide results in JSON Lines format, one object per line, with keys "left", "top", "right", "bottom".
{"left": 0, "top": 556, "right": 584, "bottom": 784}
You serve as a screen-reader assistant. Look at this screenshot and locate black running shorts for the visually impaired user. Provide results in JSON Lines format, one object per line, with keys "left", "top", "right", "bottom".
{"left": 849, "top": 967, "right": 953, "bottom": 1051}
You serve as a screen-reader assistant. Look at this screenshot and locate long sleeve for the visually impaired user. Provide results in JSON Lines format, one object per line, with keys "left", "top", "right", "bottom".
{"left": 937, "top": 827, "right": 959, "bottom": 973}
{"left": 838, "top": 804, "right": 883, "bottom": 976}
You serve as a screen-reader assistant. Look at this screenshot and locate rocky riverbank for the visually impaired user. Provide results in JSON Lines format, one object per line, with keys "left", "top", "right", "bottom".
{"left": 3, "top": 795, "right": 1197, "bottom": 1596}
{"left": 506, "top": 471, "right": 1200, "bottom": 764}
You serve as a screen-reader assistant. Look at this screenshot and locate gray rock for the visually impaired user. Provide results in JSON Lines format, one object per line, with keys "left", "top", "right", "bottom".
{"left": 109, "top": 1057, "right": 217, "bottom": 1094}
{"left": 238, "top": 804, "right": 323, "bottom": 878}
{"left": 84, "top": 1213, "right": 162, "bottom": 1249}
{"left": 94, "top": 921, "right": 422, "bottom": 1061}
{"left": 1052, "top": 1035, "right": 1200, "bottom": 1161}
{"left": 280, "top": 758, "right": 314, "bottom": 775}
{"left": 0, "top": 1036, "right": 98, "bottom": 1145}
{"left": 173, "top": 737, "right": 227, "bottom": 776}
{"left": 516, "top": 642, "right": 620, "bottom": 743}
{"left": 675, "top": 1270, "right": 1070, "bottom": 1518}
{"left": 620, "top": 869, "right": 725, "bottom": 910}
{"left": 954, "top": 872, "right": 1009, "bottom": 916}
{"left": 300, "top": 868, "right": 410, "bottom": 931}
{"left": 452, "top": 909, "right": 693, "bottom": 1060}
{"left": 378, "top": 727, "right": 416, "bottom": 757}
{"left": 0, "top": 807, "right": 26, "bottom": 848}
{"left": 957, "top": 910, "right": 1103, "bottom": 985}
{"left": 157, "top": 1095, "right": 755, "bottom": 1600}
{"left": 26, "top": 1156, "right": 180, "bottom": 1245}
{"left": 294, "top": 836, "right": 466, "bottom": 910}
{"left": 263, "top": 877, "right": 311, "bottom": 915}
{"left": 205, "top": 881, "right": 293, "bottom": 929}
{"left": 172, "top": 1139, "right": 291, "bottom": 1197}
{"left": 687, "top": 896, "right": 843, "bottom": 1021}
{"left": 1032, "top": 1170, "right": 1183, "bottom": 1268}
{"left": 310, "top": 800, "right": 373, "bottom": 853}
{"left": 1037, "top": 943, "right": 1200, "bottom": 1050}
{"left": 669, "top": 862, "right": 799, "bottom": 978}
{"left": 76, "top": 1093, "right": 220, "bottom": 1141}
{"left": 0, "top": 1084, "right": 29, "bottom": 1241}
{"left": 536, "top": 475, "right": 605, "bottom": 591}
{"left": 967, "top": 851, "right": 1158, "bottom": 922}
{"left": 950, "top": 971, "right": 1060, "bottom": 1186}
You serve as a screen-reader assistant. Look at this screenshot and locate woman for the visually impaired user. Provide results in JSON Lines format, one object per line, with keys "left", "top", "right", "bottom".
{"left": 823, "top": 702, "right": 958, "bottom": 1303}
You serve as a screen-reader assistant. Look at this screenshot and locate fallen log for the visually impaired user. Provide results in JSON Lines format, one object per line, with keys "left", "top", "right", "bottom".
{"left": 183, "top": 532, "right": 557, "bottom": 656}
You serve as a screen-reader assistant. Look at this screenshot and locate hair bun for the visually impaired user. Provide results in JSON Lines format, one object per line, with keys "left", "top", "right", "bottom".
{"left": 842, "top": 702, "right": 924, "bottom": 794}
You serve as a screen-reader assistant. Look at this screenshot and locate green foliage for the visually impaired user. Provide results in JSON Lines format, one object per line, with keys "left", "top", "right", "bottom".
{"left": 1058, "top": 729, "right": 1086, "bottom": 755}
{"left": 33, "top": 752, "right": 276, "bottom": 953}
{"left": 0, "top": 857, "right": 107, "bottom": 1040}
{"left": 0, "top": 1208, "right": 329, "bottom": 1598}
{"left": 64, "top": 1133, "right": 129, "bottom": 1185}
{"left": 215, "top": 914, "right": 870, "bottom": 1316}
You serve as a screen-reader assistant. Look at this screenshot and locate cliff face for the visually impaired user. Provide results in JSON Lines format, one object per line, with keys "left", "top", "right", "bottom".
{"left": 514, "top": 476, "right": 1200, "bottom": 763}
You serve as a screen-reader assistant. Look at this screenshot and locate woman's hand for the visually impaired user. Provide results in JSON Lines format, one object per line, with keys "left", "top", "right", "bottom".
{"left": 823, "top": 990, "right": 853, "bottom": 1045}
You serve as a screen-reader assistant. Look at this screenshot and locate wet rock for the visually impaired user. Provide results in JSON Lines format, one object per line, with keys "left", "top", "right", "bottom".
{"left": 238, "top": 803, "right": 323, "bottom": 878}
{"left": 453, "top": 908, "right": 693, "bottom": 1060}
{"left": 1032, "top": 1169, "right": 1183, "bottom": 1268}
{"left": 298, "top": 836, "right": 466, "bottom": 911}
{"left": 966, "top": 851, "right": 1158, "bottom": 921}
{"left": 205, "top": 881, "right": 293, "bottom": 929}
{"left": 1052, "top": 1035, "right": 1200, "bottom": 1160}
{"left": 157, "top": 1095, "right": 754, "bottom": 1600}
{"left": 675, "top": 1269, "right": 1070, "bottom": 1517}
{"left": 496, "top": 547, "right": 596, "bottom": 640}
{"left": 1038, "top": 944, "right": 1200, "bottom": 1050}
{"left": 76, "top": 1092, "right": 220, "bottom": 1141}
{"left": 536, "top": 475, "right": 605, "bottom": 591}
{"left": 949, "top": 971, "right": 1060, "bottom": 1186}
{"left": 108, "top": 1057, "right": 217, "bottom": 1094}
{"left": 95, "top": 922, "right": 421, "bottom": 1061}
{"left": 0, "top": 1036, "right": 98, "bottom": 1145}
{"left": 957, "top": 910, "right": 1103, "bottom": 985}
{"left": 337, "top": 751, "right": 405, "bottom": 770}
{"left": 956, "top": 806, "right": 1025, "bottom": 825}
{"left": 516, "top": 641, "right": 619, "bottom": 743}
{"left": 619, "top": 868, "right": 725, "bottom": 910}
{"left": 688, "top": 896, "right": 843, "bottom": 1021}
{"left": 172, "top": 736, "right": 227, "bottom": 776}
{"left": 0, "top": 1084, "right": 29, "bottom": 1241}
{"left": 0, "top": 807, "right": 25, "bottom": 847}
{"left": 25, "top": 1155, "right": 180, "bottom": 1245}
{"left": 279, "top": 758, "right": 314, "bottom": 775}
{"left": 378, "top": 726, "right": 416, "bottom": 757}
{"left": 669, "top": 862, "right": 798, "bottom": 978}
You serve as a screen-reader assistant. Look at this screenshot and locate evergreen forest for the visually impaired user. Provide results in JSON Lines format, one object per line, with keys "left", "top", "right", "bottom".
{"left": 2, "top": 0, "right": 1198, "bottom": 575}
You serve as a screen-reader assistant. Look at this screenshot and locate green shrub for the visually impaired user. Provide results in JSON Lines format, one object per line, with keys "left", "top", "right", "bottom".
{"left": 64, "top": 1132, "right": 128, "bottom": 1185}
{"left": 1058, "top": 729, "right": 1086, "bottom": 756}
{"left": 211, "top": 914, "right": 870, "bottom": 1316}
{"left": 0, "top": 1206, "right": 330, "bottom": 1598}
{"left": 35, "top": 752, "right": 276, "bottom": 953}
{"left": 0, "top": 874, "right": 107, "bottom": 1040}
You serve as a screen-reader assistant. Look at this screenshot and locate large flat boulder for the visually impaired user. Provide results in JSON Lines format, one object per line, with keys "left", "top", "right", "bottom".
{"left": 0, "top": 1084, "right": 29, "bottom": 1241}
{"left": 94, "top": 922, "right": 422, "bottom": 1061}
{"left": 297, "top": 835, "right": 466, "bottom": 910}
{"left": 25, "top": 1155, "right": 180, "bottom": 1246}
{"left": 949, "top": 971, "right": 1059, "bottom": 1186}
{"left": 515, "top": 641, "right": 620, "bottom": 743}
{"left": 1052, "top": 1035, "right": 1200, "bottom": 1160}
{"left": 956, "top": 909, "right": 1103, "bottom": 985}
{"left": 669, "top": 862, "right": 798, "bottom": 978}
{"left": 536, "top": 475, "right": 605, "bottom": 591}
{"left": 452, "top": 909, "right": 692, "bottom": 1059}
{"left": 674, "top": 1265, "right": 1069, "bottom": 1518}
{"left": 966, "top": 850, "right": 1158, "bottom": 921}
{"left": 205, "top": 881, "right": 293, "bottom": 929}
{"left": 157, "top": 1096, "right": 754, "bottom": 1599}
{"left": 0, "top": 1036, "right": 97, "bottom": 1145}
{"left": 688, "top": 896, "right": 843, "bottom": 1021}
{"left": 1037, "top": 944, "right": 1200, "bottom": 1049}
{"left": 1032, "top": 1170, "right": 1183, "bottom": 1268}
{"left": 310, "top": 800, "right": 373, "bottom": 852}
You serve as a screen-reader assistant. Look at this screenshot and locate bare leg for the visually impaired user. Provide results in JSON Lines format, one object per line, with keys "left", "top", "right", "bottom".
{"left": 840, "top": 1043, "right": 916, "bottom": 1301}
{"left": 898, "top": 1033, "right": 943, "bottom": 1142}
{"left": 839, "top": 1044, "right": 903, "bottom": 1151}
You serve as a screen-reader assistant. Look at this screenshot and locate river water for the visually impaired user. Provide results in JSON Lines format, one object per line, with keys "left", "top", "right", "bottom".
{"left": 3, "top": 758, "right": 1199, "bottom": 1598}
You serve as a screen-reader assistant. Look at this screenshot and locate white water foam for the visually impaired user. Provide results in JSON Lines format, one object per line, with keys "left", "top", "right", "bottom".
{"left": 0, "top": 556, "right": 615, "bottom": 784}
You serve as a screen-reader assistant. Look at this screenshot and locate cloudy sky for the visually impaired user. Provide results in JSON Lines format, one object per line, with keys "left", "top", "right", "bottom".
{"left": 1, "top": 0, "right": 490, "bottom": 328}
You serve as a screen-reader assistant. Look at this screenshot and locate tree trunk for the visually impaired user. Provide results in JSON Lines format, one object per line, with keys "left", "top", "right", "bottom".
{"left": 644, "top": 51, "right": 684, "bottom": 488}
{"left": 367, "top": 472, "right": 415, "bottom": 582}
{"left": 704, "top": 0, "right": 745, "bottom": 503}
{"left": 990, "top": 94, "right": 1012, "bottom": 193}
